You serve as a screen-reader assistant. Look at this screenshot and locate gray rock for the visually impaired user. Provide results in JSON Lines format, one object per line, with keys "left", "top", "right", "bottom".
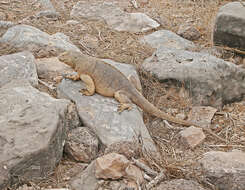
{"left": 0, "top": 25, "right": 80, "bottom": 57}
{"left": 140, "top": 30, "right": 196, "bottom": 50}
{"left": 39, "top": 0, "right": 56, "bottom": 12}
{"left": 57, "top": 59, "right": 157, "bottom": 154}
{"left": 64, "top": 127, "right": 99, "bottom": 163}
{"left": 0, "top": 51, "right": 38, "bottom": 88}
{"left": 70, "top": 161, "right": 99, "bottom": 190}
{"left": 177, "top": 24, "right": 201, "bottom": 41}
{"left": 36, "top": 10, "right": 60, "bottom": 20}
{"left": 213, "top": 2, "right": 245, "bottom": 50}
{"left": 199, "top": 150, "right": 245, "bottom": 190}
{"left": 156, "top": 179, "right": 206, "bottom": 190}
{"left": 143, "top": 46, "right": 245, "bottom": 108}
{"left": 0, "top": 21, "right": 15, "bottom": 29}
{"left": 70, "top": 1, "right": 159, "bottom": 33}
{"left": 0, "top": 80, "right": 75, "bottom": 189}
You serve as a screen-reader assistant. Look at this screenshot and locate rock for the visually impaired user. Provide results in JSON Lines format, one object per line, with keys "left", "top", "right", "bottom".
{"left": 143, "top": 46, "right": 245, "bottom": 108}
{"left": 39, "top": 0, "right": 56, "bottom": 12}
{"left": 177, "top": 24, "right": 201, "bottom": 41}
{"left": 0, "top": 21, "right": 15, "bottom": 29}
{"left": 213, "top": 2, "right": 245, "bottom": 50}
{"left": 140, "top": 30, "right": 196, "bottom": 50}
{"left": 199, "top": 150, "right": 245, "bottom": 190}
{"left": 0, "top": 51, "right": 38, "bottom": 88}
{"left": 156, "top": 179, "right": 206, "bottom": 190}
{"left": 70, "top": 1, "right": 159, "bottom": 33}
{"left": 57, "top": 59, "right": 157, "bottom": 154}
{"left": 104, "top": 141, "right": 141, "bottom": 160}
{"left": 70, "top": 161, "right": 99, "bottom": 190}
{"left": 36, "top": 57, "right": 73, "bottom": 80}
{"left": 95, "top": 153, "right": 129, "bottom": 180}
{"left": 125, "top": 164, "right": 144, "bottom": 184}
{"left": 36, "top": 10, "right": 60, "bottom": 20}
{"left": 0, "top": 80, "right": 76, "bottom": 189}
{"left": 0, "top": 25, "right": 80, "bottom": 57}
{"left": 64, "top": 127, "right": 99, "bottom": 163}
{"left": 66, "top": 20, "right": 79, "bottom": 25}
{"left": 0, "top": 12, "right": 6, "bottom": 20}
{"left": 188, "top": 106, "right": 217, "bottom": 126}
{"left": 179, "top": 126, "right": 206, "bottom": 148}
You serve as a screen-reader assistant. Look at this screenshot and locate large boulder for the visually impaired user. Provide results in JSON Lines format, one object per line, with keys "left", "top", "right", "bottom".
{"left": 199, "top": 150, "right": 245, "bottom": 190}
{"left": 0, "top": 25, "right": 80, "bottom": 57}
{"left": 142, "top": 46, "right": 245, "bottom": 108}
{"left": 0, "top": 80, "right": 77, "bottom": 188}
{"left": 57, "top": 59, "right": 158, "bottom": 154}
{"left": 213, "top": 2, "right": 245, "bottom": 50}
{"left": 70, "top": 1, "right": 159, "bottom": 33}
{"left": 0, "top": 51, "right": 38, "bottom": 88}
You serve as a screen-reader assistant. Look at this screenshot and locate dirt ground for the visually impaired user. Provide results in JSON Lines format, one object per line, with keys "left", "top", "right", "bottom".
{"left": 1, "top": 0, "right": 245, "bottom": 189}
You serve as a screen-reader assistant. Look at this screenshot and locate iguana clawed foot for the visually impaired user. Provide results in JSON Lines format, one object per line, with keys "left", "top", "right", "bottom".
{"left": 79, "top": 88, "right": 94, "bottom": 96}
{"left": 117, "top": 103, "right": 132, "bottom": 113}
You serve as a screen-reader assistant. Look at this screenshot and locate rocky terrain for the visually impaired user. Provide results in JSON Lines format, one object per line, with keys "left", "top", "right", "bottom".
{"left": 1, "top": 0, "right": 245, "bottom": 190}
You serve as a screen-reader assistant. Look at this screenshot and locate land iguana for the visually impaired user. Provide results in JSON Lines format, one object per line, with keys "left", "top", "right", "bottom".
{"left": 58, "top": 51, "right": 225, "bottom": 142}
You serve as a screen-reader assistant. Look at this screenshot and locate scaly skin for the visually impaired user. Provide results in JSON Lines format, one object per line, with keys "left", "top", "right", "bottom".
{"left": 58, "top": 51, "right": 226, "bottom": 142}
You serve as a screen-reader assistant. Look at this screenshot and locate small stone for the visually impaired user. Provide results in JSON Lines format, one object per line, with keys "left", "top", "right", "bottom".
{"left": 179, "top": 126, "right": 206, "bottom": 148}
{"left": 95, "top": 153, "right": 129, "bottom": 180}
{"left": 66, "top": 20, "right": 79, "bottom": 25}
{"left": 64, "top": 127, "right": 99, "bottom": 163}
{"left": 0, "top": 12, "right": 6, "bottom": 20}
{"left": 176, "top": 113, "right": 186, "bottom": 120}
{"left": 177, "top": 24, "right": 201, "bottom": 41}
{"left": 125, "top": 164, "right": 144, "bottom": 184}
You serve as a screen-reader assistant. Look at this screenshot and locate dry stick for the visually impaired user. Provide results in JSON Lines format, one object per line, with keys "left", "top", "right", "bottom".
{"left": 132, "top": 158, "right": 158, "bottom": 177}
{"left": 146, "top": 171, "right": 166, "bottom": 190}
{"left": 38, "top": 79, "right": 56, "bottom": 90}
{"left": 200, "top": 126, "right": 226, "bottom": 143}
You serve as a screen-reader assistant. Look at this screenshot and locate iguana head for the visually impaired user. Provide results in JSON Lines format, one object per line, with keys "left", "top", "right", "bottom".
{"left": 58, "top": 51, "right": 80, "bottom": 68}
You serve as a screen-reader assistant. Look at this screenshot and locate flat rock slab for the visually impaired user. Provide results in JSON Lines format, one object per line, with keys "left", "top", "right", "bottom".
{"left": 57, "top": 59, "right": 157, "bottom": 154}
{"left": 0, "top": 25, "right": 80, "bottom": 57}
{"left": 143, "top": 46, "right": 245, "bottom": 108}
{"left": 213, "top": 2, "right": 245, "bottom": 50}
{"left": 0, "top": 80, "right": 73, "bottom": 189}
{"left": 140, "top": 30, "right": 196, "bottom": 50}
{"left": 199, "top": 150, "right": 245, "bottom": 190}
{"left": 156, "top": 179, "right": 206, "bottom": 190}
{"left": 70, "top": 1, "right": 159, "bottom": 33}
{"left": 0, "top": 51, "right": 38, "bottom": 88}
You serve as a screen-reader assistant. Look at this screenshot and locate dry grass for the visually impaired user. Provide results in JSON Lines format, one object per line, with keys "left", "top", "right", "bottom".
{"left": 1, "top": 0, "right": 245, "bottom": 189}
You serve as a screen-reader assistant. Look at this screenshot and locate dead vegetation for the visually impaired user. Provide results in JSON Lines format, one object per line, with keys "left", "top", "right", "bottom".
{"left": 1, "top": 0, "right": 245, "bottom": 189}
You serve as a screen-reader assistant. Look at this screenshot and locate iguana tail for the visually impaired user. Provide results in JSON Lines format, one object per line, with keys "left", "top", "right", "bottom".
{"left": 130, "top": 89, "right": 196, "bottom": 127}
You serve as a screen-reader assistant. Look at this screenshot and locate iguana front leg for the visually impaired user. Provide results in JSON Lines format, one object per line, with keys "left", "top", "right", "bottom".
{"left": 114, "top": 90, "right": 132, "bottom": 113}
{"left": 79, "top": 74, "right": 95, "bottom": 96}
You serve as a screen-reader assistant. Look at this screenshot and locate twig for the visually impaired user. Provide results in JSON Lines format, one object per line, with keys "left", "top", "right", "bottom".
{"left": 38, "top": 79, "right": 56, "bottom": 90}
{"left": 207, "top": 144, "right": 245, "bottom": 148}
{"left": 143, "top": 173, "right": 152, "bottom": 181}
{"left": 132, "top": 158, "right": 158, "bottom": 177}
{"left": 145, "top": 171, "right": 166, "bottom": 190}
